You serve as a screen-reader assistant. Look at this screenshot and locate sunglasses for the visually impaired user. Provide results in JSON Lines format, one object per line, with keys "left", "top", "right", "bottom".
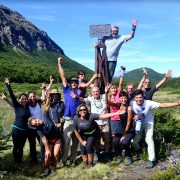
{"left": 79, "top": 108, "right": 87, "bottom": 112}
{"left": 80, "top": 74, "right": 85, "bottom": 76}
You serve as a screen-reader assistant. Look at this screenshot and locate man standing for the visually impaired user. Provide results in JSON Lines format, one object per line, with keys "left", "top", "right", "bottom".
{"left": 57, "top": 57, "right": 80, "bottom": 167}
{"left": 138, "top": 69, "right": 172, "bottom": 100}
{"left": 80, "top": 86, "right": 111, "bottom": 162}
{"left": 130, "top": 89, "right": 180, "bottom": 168}
{"left": 102, "top": 19, "right": 138, "bottom": 82}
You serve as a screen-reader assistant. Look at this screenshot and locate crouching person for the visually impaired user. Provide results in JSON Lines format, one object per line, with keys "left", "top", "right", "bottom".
{"left": 28, "top": 113, "right": 62, "bottom": 177}
{"left": 73, "top": 103, "right": 121, "bottom": 168}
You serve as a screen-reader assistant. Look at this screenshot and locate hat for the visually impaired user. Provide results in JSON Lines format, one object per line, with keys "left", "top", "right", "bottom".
{"left": 70, "top": 77, "right": 78, "bottom": 83}
{"left": 50, "top": 89, "right": 60, "bottom": 94}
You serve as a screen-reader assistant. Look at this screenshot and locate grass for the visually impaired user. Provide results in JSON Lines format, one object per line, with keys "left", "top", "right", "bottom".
{"left": 0, "top": 85, "right": 179, "bottom": 179}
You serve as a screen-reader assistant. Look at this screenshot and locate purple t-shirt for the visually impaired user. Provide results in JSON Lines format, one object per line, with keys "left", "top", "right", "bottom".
{"left": 63, "top": 85, "right": 80, "bottom": 118}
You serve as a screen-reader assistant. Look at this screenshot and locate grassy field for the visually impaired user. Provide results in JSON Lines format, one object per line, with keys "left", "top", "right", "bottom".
{"left": 0, "top": 85, "right": 179, "bottom": 179}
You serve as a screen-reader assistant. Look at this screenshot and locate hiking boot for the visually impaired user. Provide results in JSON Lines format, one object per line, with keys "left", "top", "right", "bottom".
{"left": 40, "top": 168, "right": 51, "bottom": 178}
{"left": 116, "top": 156, "right": 123, "bottom": 165}
{"left": 82, "top": 161, "right": 88, "bottom": 169}
{"left": 125, "top": 157, "right": 133, "bottom": 166}
{"left": 146, "top": 161, "right": 154, "bottom": 169}
{"left": 88, "top": 161, "right": 94, "bottom": 168}
{"left": 50, "top": 166, "right": 56, "bottom": 173}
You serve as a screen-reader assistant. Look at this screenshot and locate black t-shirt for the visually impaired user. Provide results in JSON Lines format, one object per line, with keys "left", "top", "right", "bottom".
{"left": 143, "top": 86, "right": 157, "bottom": 100}
{"left": 73, "top": 113, "right": 100, "bottom": 135}
{"left": 6, "top": 84, "right": 30, "bottom": 129}
{"left": 37, "top": 111, "right": 62, "bottom": 139}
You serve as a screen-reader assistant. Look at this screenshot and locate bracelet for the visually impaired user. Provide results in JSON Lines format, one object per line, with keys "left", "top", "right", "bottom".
{"left": 46, "top": 96, "right": 50, "bottom": 98}
{"left": 132, "top": 25, "right": 136, "bottom": 31}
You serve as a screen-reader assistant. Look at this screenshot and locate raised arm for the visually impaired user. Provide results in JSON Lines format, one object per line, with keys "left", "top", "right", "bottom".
{"left": 159, "top": 101, "right": 180, "bottom": 108}
{"left": 4, "top": 78, "right": 18, "bottom": 106}
{"left": 137, "top": 67, "right": 148, "bottom": 89}
{"left": 79, "top": 74, "right": 100, "bottom": 88}
{"left": 155, "top": 70, "right": 172, "bottom": 89}
{"left": 46, "top": 76, "right": 54, "bottom": 91}
{"left": 117, "top": 66, "right": 126, "bottom": 91}
{"left": 45, "top": 91, "right": 51, "bottom": 111}
{"left": 0, "top": 92, "right": 13, "bottom": 107}
{"left": 125, "top": 18, "right": 138, "bottom": 41}
{"left": 57, "top": 57, "right": 67, "bottom": 87}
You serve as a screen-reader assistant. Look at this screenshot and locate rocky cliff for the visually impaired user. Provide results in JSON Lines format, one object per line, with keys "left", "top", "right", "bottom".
{"left": 0, "top": 5, "right": 64, "bottom": 54}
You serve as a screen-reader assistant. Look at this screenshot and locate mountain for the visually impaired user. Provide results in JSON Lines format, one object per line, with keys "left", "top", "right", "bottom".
{"left": 0, "top": 5, "right": 64, "bottom": 53}
{"left": 0, "top": 5, "right": 93, "bottom": 83}
{"left": 124, "top": 67, "right": 164, "bottom": 82}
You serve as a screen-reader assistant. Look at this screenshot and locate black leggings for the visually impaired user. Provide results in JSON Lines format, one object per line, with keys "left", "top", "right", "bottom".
{"left": 80, "top": 134, "right": 99, "bottom": 155}
{"left": 12, "top": 128, "right": 28, "bottom": 163}
{"left": 113, "top": 132, "right": 135, "bottom": 157}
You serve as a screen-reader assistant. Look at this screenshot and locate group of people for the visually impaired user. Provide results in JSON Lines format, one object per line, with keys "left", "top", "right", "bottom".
{"left": 1, "top": 19, "right": 180, "bottom": 178}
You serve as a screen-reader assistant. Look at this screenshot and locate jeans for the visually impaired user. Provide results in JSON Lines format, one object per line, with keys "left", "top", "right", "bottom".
{"left": 107, "top": 61, "right": 117, "bottom": 83}
{"left": 133, "top": 122, "right": 155, "bottom": 161}
{"left": 61, "top": 120, "right": 79, "bottom": 162}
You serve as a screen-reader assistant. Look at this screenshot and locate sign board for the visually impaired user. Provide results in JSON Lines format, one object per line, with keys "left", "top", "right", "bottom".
{"left": 89, "top": 24, "right": 111, "bottom": 39}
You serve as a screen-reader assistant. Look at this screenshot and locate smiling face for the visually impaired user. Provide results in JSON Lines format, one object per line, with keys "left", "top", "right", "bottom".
{"left": 19, "top": 95, "right": 28, "bottom": 106}
{"left": 78, "top": 105, "right": 88, "bottom": 118}
{"left": 127, "top": 84, "right": 135, "bottom": 95}
{"left": 143, "top": 78, "right": 151, "bottom": 89}
{"left": 135, "top": 94, "right": 144, "bottom": 106}
{"left": 92, "top": 87, "right": 100, "bottom": 99}
{"left": 51, "top": 94, "right": 60, "bottom": 103}
{"left": 28, "top": 92, "right": 37, "bottom": 103}
{"left": 31, "top": 118, "right": 43, "bottom": 126}
{"left": 111, "top": 27, "right": 119, "bottom": 37}
{"left": 70, "top": 81, "right": 78, "bottom": 89}
{"left": 119, "top": 96, "right": 128, "bottom": 105}
{"left": 110, "top": 85, "right": 117, "bottom": 95}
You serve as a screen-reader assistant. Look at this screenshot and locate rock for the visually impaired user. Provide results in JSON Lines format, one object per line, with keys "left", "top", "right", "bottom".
{"left": 0, "top": 5, "right": 65, "bottom": 54}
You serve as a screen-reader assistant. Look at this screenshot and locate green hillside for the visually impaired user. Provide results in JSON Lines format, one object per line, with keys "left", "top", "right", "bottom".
{"left": 125, "top": 67, "right": 164, "bottom": 82}
{"left": 0, "top": 46, "right": 93, "bottom": 83}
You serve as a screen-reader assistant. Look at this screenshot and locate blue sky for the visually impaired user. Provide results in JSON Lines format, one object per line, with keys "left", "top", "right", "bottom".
{"left": 1, "top": 0, "right": 180, "bottom": 77}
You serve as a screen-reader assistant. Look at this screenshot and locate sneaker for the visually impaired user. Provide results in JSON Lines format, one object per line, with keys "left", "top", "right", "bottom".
{"left": 70, "top": 160, "right": 77, "bottom": 167}
{"left": 146, "top": 161, "right": 154, "bottom": 169}
{"left": 50, "top": 166, "right": 56, "bottom": 173}
{"left": 116, "top": 156, "right": 123, "bottom": 164}
{"left": 40, "top": 168, "right": 51, "bottom": 178}
{"left": 15, "top": 163, "right": 23, "bottom": 170}
{"left": 59, "top": 161, "right": 66, "bottom": 168}
{"left": 125, "top": 157, "right": 133, "bottom": 166}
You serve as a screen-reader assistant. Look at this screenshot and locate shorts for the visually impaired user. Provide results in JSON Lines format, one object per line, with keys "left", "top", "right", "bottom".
{"left": 48, "top": 138, "right": 62, "bottom": 145}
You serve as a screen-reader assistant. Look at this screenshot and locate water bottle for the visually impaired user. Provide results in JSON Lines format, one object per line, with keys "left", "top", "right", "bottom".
{"left": 135, "top": 113, "right": 145, "bottom": 134}
{"left": 135, "top": 120, "right": 142, "bottom": 134}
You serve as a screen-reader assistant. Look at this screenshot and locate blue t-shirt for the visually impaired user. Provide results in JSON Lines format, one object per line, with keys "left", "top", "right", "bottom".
{"left": 63, "top": 85, "right": 80, "bottom": 118}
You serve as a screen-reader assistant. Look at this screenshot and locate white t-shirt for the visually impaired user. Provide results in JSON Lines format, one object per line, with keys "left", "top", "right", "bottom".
{"left": 104, "top": 35, "right": 129, "bottom": 61}
{"left": 130, "top": 100, "right": 160, "bottom": 123}
{"left": 84, "top": 94, "right": 108, "bottom": 125}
